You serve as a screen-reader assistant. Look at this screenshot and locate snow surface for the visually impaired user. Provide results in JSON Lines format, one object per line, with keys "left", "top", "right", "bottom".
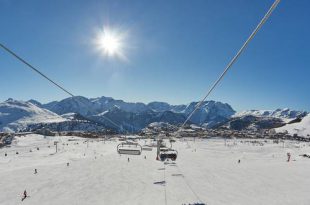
{"left": 276, "top": 114, "right": 310, "bottom": 137}
{"left": 1, "top": 135, "right": 310, "bottom": 205}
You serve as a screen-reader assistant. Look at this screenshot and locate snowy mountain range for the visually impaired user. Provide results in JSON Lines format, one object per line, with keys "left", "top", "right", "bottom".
{"left": 38, "top": 96, "right": 236, "bottom": 131}
{"left": 234, "top": 109, "right": 307, "bottom": 122}
{"left": 0, "top": 96, "right": 308, "bottom": 136}
{"left": 0, "top": 97, "right": 235, "bottom": 132}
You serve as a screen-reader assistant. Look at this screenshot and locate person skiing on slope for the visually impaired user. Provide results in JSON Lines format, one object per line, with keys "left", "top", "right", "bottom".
{"left": 22, "top": 190, "right": 27, "bottom": 201}
{"left": 287, "top": 152, "right": 291, "bottom": 162}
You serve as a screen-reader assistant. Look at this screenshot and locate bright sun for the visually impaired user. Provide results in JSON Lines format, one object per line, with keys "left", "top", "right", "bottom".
{"left": 95, "top": 27, "right": 126, "bottom": 59}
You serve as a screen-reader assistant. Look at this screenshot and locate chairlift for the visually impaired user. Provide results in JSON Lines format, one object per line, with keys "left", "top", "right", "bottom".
{"left": 142, "top": 145, "right": 153, "bottom": 151}
{"left": 159, "top": 148, "right": 178, "bottom": 161}
{"left": 155, "top": 135, "right": 177, "bottom": 161}
{"left": 117, "top": 141, "right": 142, "bottom": 155}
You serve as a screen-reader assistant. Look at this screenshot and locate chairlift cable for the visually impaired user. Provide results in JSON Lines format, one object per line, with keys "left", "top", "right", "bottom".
{"left": 181, "top": 0, "right": 281, "bottom": 128}
{"left": 0, "top": 43, "right": 123, "bottom": 131}
{"left": 0, "top": 43, "right": 75, "bottom": 97}
{"left": 164, "top": 163, "right": 168, "bottom": 205}
{"left": 176, "top": 164, "right": 202, "bottom": 203}
{"left": 175, "top": 2, "right": 281, "bottom": 201}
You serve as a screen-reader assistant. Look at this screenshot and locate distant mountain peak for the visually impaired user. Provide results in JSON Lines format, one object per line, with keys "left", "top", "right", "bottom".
{"left": 0, "top": 99, "right": 66, "bottom": 132}
{"left": 27, "top": 99, "right": 42, "bottom": 107}
{"left": 6, "top": 98, "right": 14, "bottom": 102}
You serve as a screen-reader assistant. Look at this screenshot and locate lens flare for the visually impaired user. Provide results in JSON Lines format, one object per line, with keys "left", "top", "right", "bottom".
{"left": 94, "top": 27, "right": 127, "bottom": 60}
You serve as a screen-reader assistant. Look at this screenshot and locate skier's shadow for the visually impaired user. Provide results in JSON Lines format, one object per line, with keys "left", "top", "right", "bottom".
{"left": 153, "top": 181, "right": 166, "bottom": 185}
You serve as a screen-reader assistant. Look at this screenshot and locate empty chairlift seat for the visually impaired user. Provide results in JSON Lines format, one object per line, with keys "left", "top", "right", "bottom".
{"left": 142, "top": 145, "right": 153, "bottom": 151}
{"left": 117, "top": 141, "right": 142, "bottom": 155}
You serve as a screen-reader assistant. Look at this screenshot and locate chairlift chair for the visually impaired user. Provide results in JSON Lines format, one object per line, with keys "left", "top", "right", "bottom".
{"left": 159, "top": 148, "right": 178, "bottom": 161}
{"left": 142, "top": 145, "right": 153, "bottom": 151}
{"left": 117, "top": 141, "right": 142, "bottom": 155}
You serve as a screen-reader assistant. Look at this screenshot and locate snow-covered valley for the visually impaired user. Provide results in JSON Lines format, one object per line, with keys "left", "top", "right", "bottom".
{"left": 1, "top": 135, "right": 310, "bottom": 205}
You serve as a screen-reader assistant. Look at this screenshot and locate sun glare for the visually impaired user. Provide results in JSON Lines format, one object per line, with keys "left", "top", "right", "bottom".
{"left": 95, "top": 27, "right": 126, "bottom": 60}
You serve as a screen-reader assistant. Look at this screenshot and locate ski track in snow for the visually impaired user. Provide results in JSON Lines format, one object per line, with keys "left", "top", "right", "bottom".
{"left": 0, "top": 135, "right": 310, "bottom": 205}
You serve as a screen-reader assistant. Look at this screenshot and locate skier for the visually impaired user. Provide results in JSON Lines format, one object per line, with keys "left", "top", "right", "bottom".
{"left": 34, "top": 169, "right": 37, "bottom": 174}
{"left": 287, "top": 152, "right": 291, "bottom": 162}
{"left": 144, "top": 155, "right": 146, "bottom": 159}
{"left": 238, "top": 159, "right": 241, "bottom": 164}
{"left": 67, "top": 162, "right": 70, "bottom": 166}
{"left": 128, "top": 157, "right": 130, "bottom": 162}
{"left": 21, "top": 190, "right": 27, "bottom": 201}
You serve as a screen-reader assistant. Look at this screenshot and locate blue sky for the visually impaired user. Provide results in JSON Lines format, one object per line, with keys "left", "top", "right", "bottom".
{"left": 0, "top": 0, "right": 309, "bottom": 111}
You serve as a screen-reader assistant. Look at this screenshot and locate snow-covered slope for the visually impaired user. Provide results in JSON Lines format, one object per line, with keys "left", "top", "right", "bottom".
{"left": 235, "top": 108, "right": 307, "bottom": 121}
{"left": 1, "top": 135, "right": 310, "bottom": 205}
{"left": 0, "top": 99, "right": 66, "bottom": 132}
{"left": 276, "top": 114, "right": 310, "bottom": 137}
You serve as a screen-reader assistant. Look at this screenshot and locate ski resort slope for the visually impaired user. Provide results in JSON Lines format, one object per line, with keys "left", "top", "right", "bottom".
{"left": 0, "top": 135, "right": 310, "bottom": 205}
{"left": 276, "top": 114, "right": 310, "bottom": 137}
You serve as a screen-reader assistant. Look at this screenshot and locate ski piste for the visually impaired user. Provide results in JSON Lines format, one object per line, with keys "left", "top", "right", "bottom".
{"left": 1, "top": 134, "right": 310, "bottom": 205}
